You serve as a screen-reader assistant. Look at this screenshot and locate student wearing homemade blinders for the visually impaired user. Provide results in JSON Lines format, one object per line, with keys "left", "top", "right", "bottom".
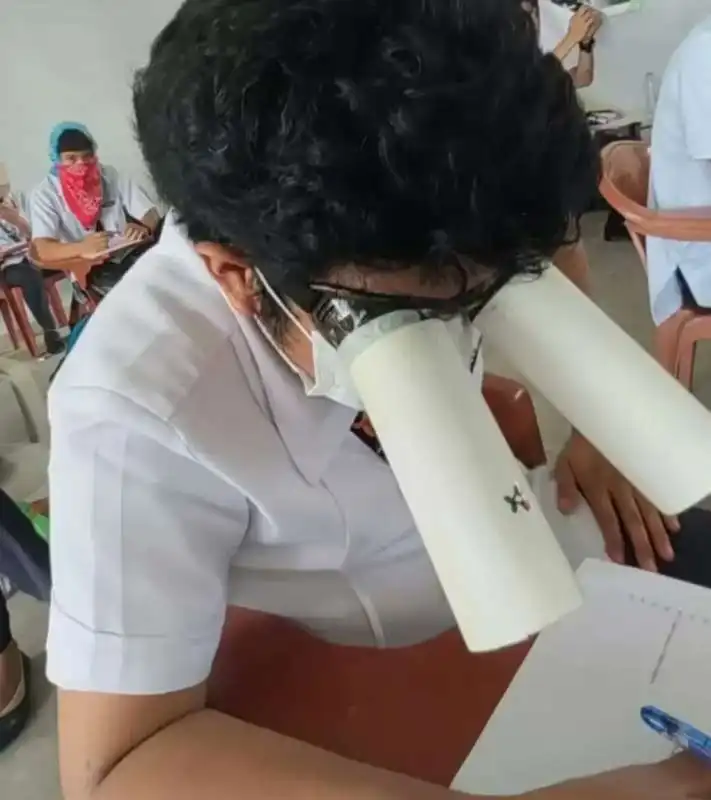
{"left": 47, "top": 2, "right": 711, "bottom": 800}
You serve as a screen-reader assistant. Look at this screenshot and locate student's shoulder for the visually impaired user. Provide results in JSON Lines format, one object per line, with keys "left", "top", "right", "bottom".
{"left": 677, "top": 17, "right": 711, "bottom": 68}
{"left": 99, "top": 164, "right": 121, "bottom": 186}
{"left": 29, "top": 175, "right": 61, "bottom": 209}
{"left": 50, "top": 238, "right": 252, "bottom": 429}
{"left": 11, "top": 191, "right": 28, "bottom": 214}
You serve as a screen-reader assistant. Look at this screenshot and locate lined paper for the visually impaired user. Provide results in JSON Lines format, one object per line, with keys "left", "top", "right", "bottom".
{"left": 453, "top": 560, "right": 711, "bottom": 796}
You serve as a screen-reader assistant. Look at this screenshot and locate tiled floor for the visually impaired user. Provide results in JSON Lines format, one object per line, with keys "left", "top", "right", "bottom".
{"left": 3, "top": 213, "right": 711, "bottom": 797}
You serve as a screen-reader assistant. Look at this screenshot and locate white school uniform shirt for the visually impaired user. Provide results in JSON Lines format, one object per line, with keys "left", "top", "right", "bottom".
{"left": 647, "top": 16, "right": 711, "bottom": 325}
{"left": 30, "top": 164, "right": 154, "bottom": 242}
{"left": 45, "top": 214, "right": 606, "bottom": 696}
{"left": 47, "top": 214, "right": 481, "bottom": 695}
{"left": 0, "top": 192, "right": 30, "bottom": 268}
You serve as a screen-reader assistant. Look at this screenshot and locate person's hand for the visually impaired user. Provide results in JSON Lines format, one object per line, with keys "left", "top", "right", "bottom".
{"left": 581, "top": 7, "right": 603, "bottom": 44}
{"left": 567, "top": 6, "right": 602, "bottom": 46}
{"left": 525, "top": 754, "right": 711, "bottom": 799}
{"left": 28, "top": 499, "right": 49, "bottom": 517}
{"left": 553, "top": 433, "right": 679, "bottom": 571}
{"left": 123, "top": 222, "right": 150, "bottom": 244}
{"left": 79, "top": 231, "right": 110, "bottom": 258}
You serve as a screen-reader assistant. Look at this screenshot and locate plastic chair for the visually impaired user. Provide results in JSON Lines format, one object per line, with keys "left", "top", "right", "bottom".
{"left": 0, "top": 270, "right": 69, "bottom": 358}
{"left": 599, "top": 140, "right": 711, "bottom": 390}
{"left": 207, "top": 374, "right": 542, "bottom": 786}
{"left": 28, "top": 245, "right": 100, "bottom": 328}
{"left": 0, "top": 288, "right": 21, "bottom": 352}
{"left": 0, "top": 204, "right": 70, "bottom": 356}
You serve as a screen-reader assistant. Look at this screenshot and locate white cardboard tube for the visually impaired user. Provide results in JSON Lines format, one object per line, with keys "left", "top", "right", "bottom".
{"left": 476, "top": 267, "right": 711, "bottom": 514}
{"left": 348, "top": 318, "right": 581, "bottom": 653}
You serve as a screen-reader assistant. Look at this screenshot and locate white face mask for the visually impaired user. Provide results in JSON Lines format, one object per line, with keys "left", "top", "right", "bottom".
{"left": 255, "top": 271, "right": 477, "bottom": 411}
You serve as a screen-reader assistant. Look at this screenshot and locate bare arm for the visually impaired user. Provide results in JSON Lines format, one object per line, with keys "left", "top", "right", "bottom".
{"left": 32, "top": 237, "right": 98, "bottom": 263}
{"left": 553, "top": 240, "right": 592, "bottom": 296}
{"left": 554, "top": 7, "right": 601, "bottom": 86}
{"left": 59, "top": 686, "right": 472, "bottom": 800}
{"left": 116, "top": 170, "right": 160, "bottom": 235}
{"left": 552, "top": 33, "right": 578, "bottom": 63}
{"left": 59, "top": 686, "right": 711, "bottom": 800}
{"left": 569, "top": 47, "right": 594, "bottom": 89}
{"left": 140, "top": 207, "right": 160, "bottom": 234}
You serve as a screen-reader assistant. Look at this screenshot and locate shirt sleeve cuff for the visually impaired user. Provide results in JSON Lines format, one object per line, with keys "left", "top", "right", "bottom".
{"left": 46, "top": 597, "right": 223, "bottom": 695}
{"left": 31, "top": 224, "right": 60, "bottom": 240}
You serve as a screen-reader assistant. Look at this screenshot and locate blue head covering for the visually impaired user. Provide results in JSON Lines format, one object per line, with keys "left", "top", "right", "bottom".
{"left": 49, "top": 122, "right": 96, "bottom": 173}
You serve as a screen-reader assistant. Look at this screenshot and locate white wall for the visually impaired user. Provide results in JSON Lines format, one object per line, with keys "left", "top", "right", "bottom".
{"left": 540, "top": 0, "right": 711, "bottom": 114}
{"left": 0, "top": 0, "right": 182, "bottom": 194}
{"left": 2, "top": 0, "right": 709, "bottom": 195}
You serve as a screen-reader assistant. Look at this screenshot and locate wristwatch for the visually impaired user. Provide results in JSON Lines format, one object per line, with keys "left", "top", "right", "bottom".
{"left": 579, "top": 38, "right": 596, "bottom": 53}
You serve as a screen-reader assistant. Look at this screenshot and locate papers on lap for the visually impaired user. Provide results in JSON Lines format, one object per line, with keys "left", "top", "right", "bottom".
{"left": 83, "top": 234, "right": 137, "bottom": 260}
{"left": 0, "top": 242, "right": 29, "bottom": 261}
{"left": 453, "top": 560, "right": 711, "bottom": 796}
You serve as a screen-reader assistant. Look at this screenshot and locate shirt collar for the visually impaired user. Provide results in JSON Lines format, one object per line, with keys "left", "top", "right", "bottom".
{"left": 161, "top": 214, "right": 359, "bottom": 484}
{"left": 234, "top": 315, "right": 359, "bottom": 484}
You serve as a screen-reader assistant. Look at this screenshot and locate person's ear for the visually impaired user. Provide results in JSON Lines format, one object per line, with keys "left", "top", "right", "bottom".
{"left": 196, "top": 242, "right": 260, "bottom": 316}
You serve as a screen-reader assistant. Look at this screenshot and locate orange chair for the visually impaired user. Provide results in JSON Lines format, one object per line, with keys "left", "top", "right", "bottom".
{"left": 208, "top": 375, "right": 542, "bottom": 786}
{"left": 28, "top": 246, "right": 101, "bottom": 328}
{"left": 0, "top": 286, "right": 21, "bottom": 352}
{"left": 599, "top": 140, "right": 711, "bottom": 389}
{"left": 0, "top": 270, "right": 69, "bottom": 358}
{"left": 0, "top": 204, "right": 70, "bottom": 356}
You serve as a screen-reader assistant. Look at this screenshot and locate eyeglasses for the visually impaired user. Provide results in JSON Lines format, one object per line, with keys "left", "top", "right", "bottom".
{"left": 280, "top": 255, "right": 547, "bottom": 345}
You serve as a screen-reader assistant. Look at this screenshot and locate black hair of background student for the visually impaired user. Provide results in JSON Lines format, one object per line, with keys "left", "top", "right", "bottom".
{"left": 133, "top": 0, "right": 598, "bottom": 323}
{"left": 56, "top": 130, "right": 95, "bottom": 156}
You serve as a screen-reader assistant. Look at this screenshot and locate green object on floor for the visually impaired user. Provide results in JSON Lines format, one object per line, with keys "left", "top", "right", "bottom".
{"left": 17, "top": 503, "right": 49, "bottom": 542}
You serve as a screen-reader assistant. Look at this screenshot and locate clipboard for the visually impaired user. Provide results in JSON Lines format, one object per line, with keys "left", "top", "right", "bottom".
{"left": 81, "top": 234, "right": 144, "bottom": 260}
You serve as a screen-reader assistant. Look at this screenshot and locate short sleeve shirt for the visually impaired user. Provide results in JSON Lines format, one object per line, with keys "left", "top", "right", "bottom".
{"left": 46, "top": 215, "right": 461, "bottom": 695}
{"left": 0, "top": 192, "right": 30, "bottom": 268}
{"left": 648, "top": 16, "right": 711, "bottom": 324}
{"left": 30, "top": 165, "right": 155, "bottom": 242}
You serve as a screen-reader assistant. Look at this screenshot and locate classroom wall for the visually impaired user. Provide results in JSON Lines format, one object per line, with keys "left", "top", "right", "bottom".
{"left": 540, "top": 0, "right": 711, "bottom": 114}
{"left": 0, "top": 0, "right": 182, "bottom": 194}
{"left": 1, "top": 0, "right": 709, "bottom": 196}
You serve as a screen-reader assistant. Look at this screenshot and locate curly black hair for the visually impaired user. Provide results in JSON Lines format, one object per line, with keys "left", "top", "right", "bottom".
{"left": 134, "top": 0, "right": 598, "bottom": 297}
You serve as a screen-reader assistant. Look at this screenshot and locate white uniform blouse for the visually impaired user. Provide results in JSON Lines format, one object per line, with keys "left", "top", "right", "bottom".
{"left": 47, "top": 215, "right": 462, "bottom": 695}
{"left": 47, "top": 215, "right": 603, "bottom": 696}
{"left": 30, "top": 165, "right": 154, "bottom": 241}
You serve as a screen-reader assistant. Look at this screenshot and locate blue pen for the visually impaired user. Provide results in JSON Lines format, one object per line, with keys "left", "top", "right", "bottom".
{"left": 641, "top": 706, "right": 711, "bottom": 763}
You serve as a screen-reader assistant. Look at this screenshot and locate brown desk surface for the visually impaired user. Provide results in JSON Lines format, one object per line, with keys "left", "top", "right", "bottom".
{"left": 209, "top": 609, "right": 531, "bottom": 787}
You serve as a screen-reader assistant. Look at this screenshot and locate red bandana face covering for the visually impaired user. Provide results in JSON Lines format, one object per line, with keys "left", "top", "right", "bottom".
{"left": 58, "top": 158, "right": 103, "bottom": 230}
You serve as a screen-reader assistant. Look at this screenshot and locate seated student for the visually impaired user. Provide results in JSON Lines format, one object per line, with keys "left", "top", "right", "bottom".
{"left": 47, "top": 2, "right": 711, "bottom": 799}
{"left": 0, "top": 183, "right": 65, "bottom": 354}
{"left": 30, "top": 123, "right": 160, "bottom": 265}
{"left": 647, "top": 15, "right": 711, "bottom": 325}
{"left": 0, "top": 488, "right": 50, "bottom": 753}
{"left": 523, "top": 0, "right": 602, "bottom": 89}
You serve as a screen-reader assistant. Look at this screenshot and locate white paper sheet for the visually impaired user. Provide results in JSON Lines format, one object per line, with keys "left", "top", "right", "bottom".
{"left": 0, "top": 242, "right": 29, "bottom": 259}
{"left": 453, "top": 560, "right": 711, "bottom": 796}
{"left": 83, "top": 234, "right": 139, "bottom": 260}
